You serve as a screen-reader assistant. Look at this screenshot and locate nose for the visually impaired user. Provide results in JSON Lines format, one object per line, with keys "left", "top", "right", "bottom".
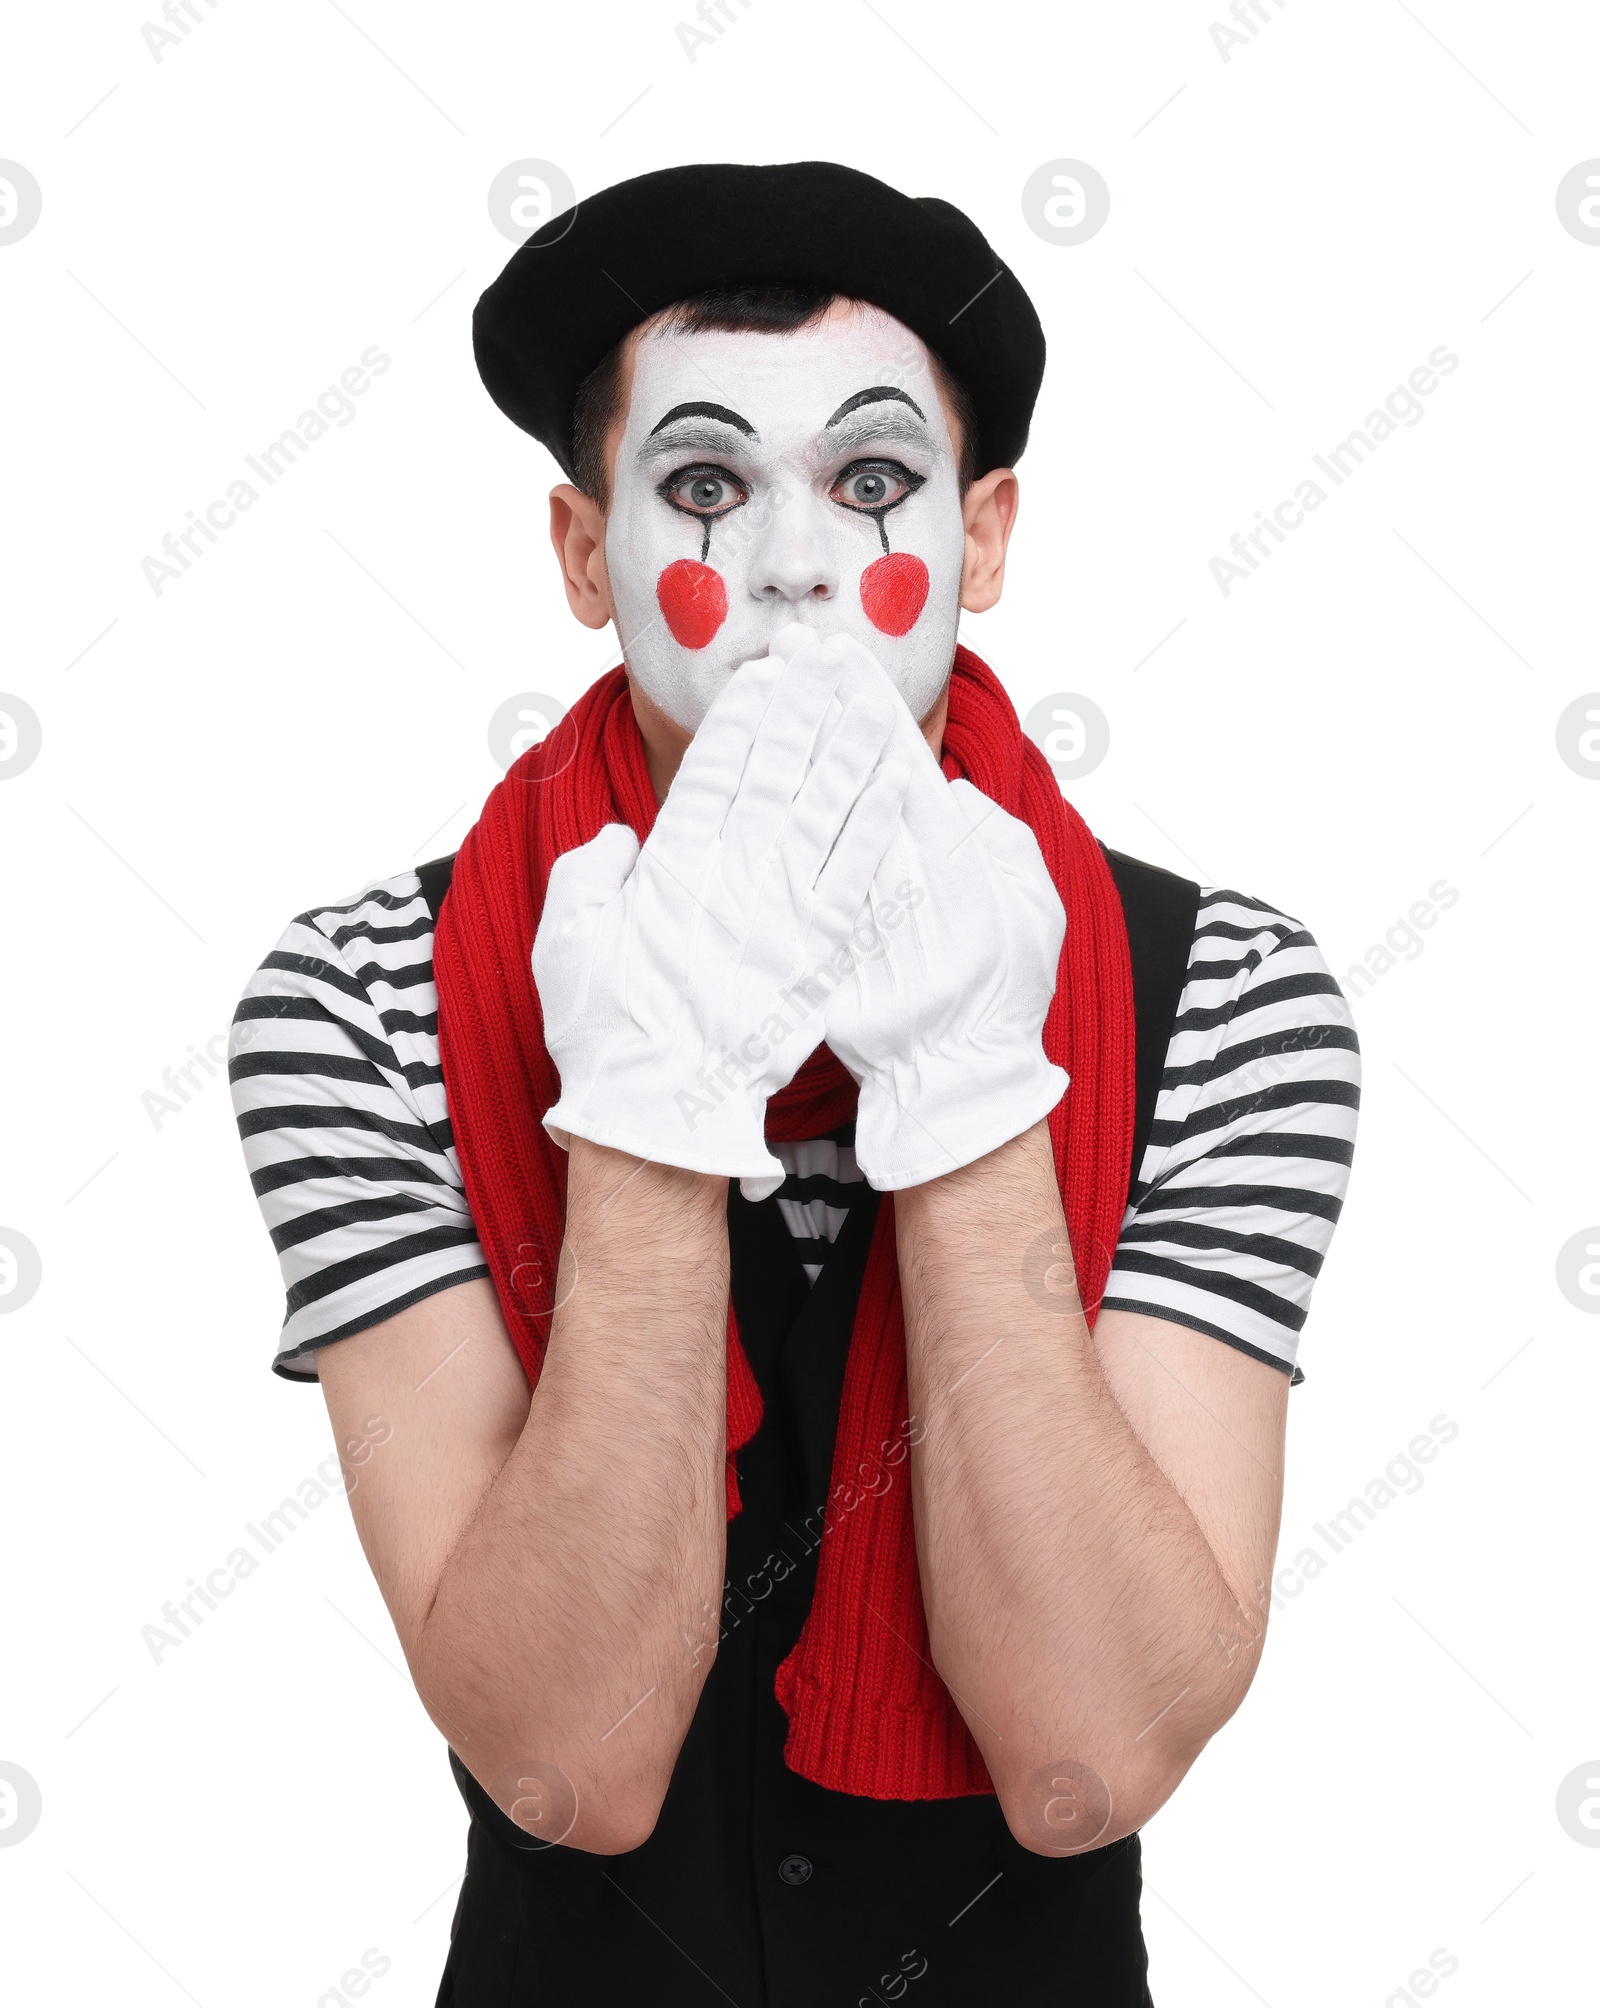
{"left": 744, "top": 489, "right": 838, "bottom": 606}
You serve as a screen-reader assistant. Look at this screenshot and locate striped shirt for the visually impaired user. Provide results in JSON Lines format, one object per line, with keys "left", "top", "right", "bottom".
{"left": 229, "top": 873, "right": 1358, "bottom": 1383}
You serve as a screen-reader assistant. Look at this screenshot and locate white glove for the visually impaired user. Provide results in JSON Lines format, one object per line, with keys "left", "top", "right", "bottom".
{"left": 532, "top": 628, "right": 911, "bottom": 1199}
{"left": 815, "top": 645, "right": 1069, "bottom": 1191}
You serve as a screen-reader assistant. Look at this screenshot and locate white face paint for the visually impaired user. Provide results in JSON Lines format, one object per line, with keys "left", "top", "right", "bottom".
{"left": 603, "top": 302, "right": 968, "bottom": 733}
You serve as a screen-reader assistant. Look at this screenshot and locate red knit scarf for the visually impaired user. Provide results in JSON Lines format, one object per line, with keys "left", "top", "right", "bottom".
{"left": 433, "top": 646, "right": 1135, "bottom": 1801}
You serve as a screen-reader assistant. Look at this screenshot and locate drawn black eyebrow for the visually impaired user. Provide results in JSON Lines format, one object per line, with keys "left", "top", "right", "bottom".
{"left": 825, "top": 386, "right": 927, "bottom": 428}
{"left": 648, "top": 401, "right": 757, "bottom": 438}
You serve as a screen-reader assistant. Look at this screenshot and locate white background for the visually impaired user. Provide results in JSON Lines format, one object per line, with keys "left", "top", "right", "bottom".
{"left": 3, "top": 1, "right": 1597, "bottom": 2001}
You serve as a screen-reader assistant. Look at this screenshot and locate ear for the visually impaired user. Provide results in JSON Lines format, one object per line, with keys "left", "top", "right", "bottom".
{"left": 958, "top": 468, "right": 1020, "bottom": 615}
{"left": 549, "top": 484, "right": 615, "bottom": 630}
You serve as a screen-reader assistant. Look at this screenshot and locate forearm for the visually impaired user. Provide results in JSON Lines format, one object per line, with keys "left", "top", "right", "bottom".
{"left": 897, "top": 1123, "right": 1261, "bottom": 1845}
{"left": 415, "top": 1139, "right": 730, "bottom": 1852}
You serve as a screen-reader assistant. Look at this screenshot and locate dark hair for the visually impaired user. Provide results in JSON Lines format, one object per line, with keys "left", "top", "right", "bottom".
{"left": 570, "top": 283, "right": 981, "bottom": 508}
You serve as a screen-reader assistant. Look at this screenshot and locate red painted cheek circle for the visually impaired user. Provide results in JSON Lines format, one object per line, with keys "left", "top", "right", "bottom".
{"left": 859, "top": 552, "right": 930, "bottom": 637}
{"left": 656, "top": 559, "right": 728, "bottom": 650}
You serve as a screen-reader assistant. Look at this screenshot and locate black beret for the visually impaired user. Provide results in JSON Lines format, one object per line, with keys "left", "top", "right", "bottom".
{"left": 473, "top": 160, "right": 1045, "bottom": 481}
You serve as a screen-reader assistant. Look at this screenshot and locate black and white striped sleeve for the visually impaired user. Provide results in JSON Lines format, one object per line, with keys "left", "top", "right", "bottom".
{"left": 1101, "top": 890, "right": 1360, "bottom": 1378}
{"left": 228, "top": 872, "right": 488, "bottom": 1381}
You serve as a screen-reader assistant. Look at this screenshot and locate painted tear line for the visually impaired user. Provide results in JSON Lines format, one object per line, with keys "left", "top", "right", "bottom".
{"left": 657, "top": 559, "right": 728, "bottom": 649}
{"left": 859, "top": 552, "right": 929, "bottom": 637}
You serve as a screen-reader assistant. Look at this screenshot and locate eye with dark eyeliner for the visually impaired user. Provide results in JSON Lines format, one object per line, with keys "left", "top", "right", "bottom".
{"left": 828, "top": 458, "right": 925, "bottom": 515}
{"left": 657, "top": 463, "right": 749, "bottom": 561}
{"left": 829, "top": 458, "right": 926, "bottom": 554}
{"left": 657, "top": 464, "right": 749, "bottom": 520}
